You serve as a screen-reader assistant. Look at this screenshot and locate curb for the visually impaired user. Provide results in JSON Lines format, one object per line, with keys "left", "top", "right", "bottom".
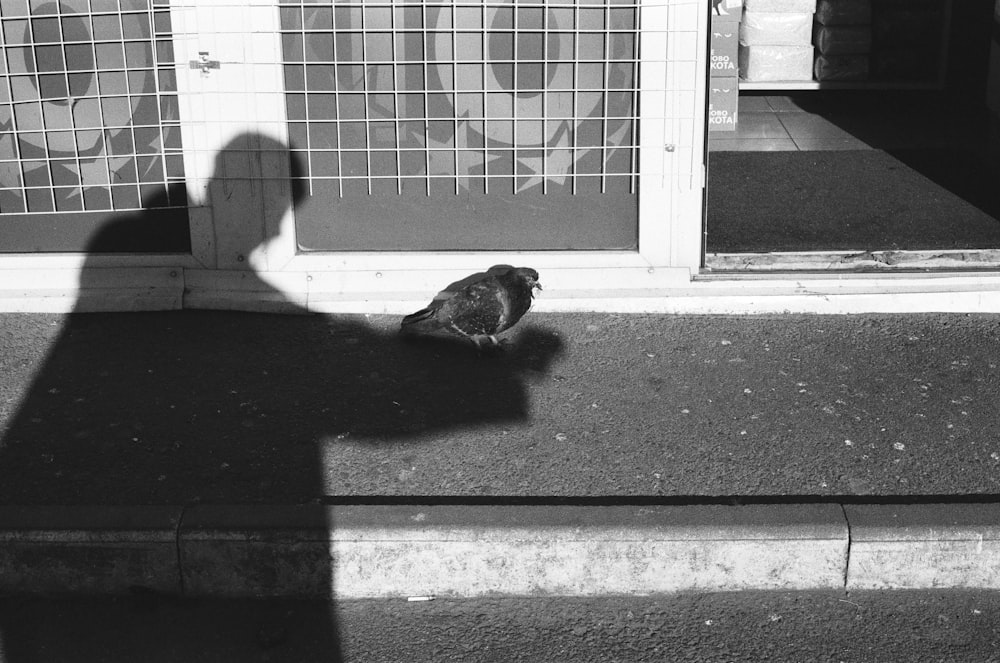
{"left": 0, "top": 503, "right": 997, "bottom": 597}
{"left": 846, "top": 504, "right": 1000, "bottom": 590}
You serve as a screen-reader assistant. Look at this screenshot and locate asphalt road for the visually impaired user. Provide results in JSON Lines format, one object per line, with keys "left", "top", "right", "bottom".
{"left": 2, "top": 310, "right": 1000, "bottom": 502}
{"left": 0, "top": 590, "right": 997, "bottom": 661}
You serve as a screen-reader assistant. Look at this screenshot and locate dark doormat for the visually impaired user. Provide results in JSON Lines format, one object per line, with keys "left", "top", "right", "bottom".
{"left": 706, "top": 149, "right": 1000, "bottom": 254}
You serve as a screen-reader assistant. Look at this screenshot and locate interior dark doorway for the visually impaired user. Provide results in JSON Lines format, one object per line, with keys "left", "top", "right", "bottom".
{"left": 704, "top": 0, "right": 1000, "bottom": 272}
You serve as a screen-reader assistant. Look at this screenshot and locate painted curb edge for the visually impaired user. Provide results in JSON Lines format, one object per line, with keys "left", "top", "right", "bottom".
{"left": 0, "top": 503, "right": 997, "bottom": 597}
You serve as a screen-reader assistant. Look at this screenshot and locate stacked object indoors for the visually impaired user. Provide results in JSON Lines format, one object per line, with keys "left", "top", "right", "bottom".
{"left": 813, "top": 0, "right": 872, "bottom": 82}
{"left": 710, "top": 0, "right": 743, "bottom": 131}
{"left": 739, "top": 0, "right": 817, "bottom": 82}
{"left": 870, "top": 0, "right": 946, "bottom": 82}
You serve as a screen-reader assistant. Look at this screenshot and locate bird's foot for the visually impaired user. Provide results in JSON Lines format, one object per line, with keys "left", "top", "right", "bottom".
{"left": 472, "top": 335, "right": 507, "bottom": 355}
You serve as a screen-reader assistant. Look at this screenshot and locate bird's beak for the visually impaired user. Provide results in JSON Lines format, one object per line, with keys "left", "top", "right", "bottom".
{"left": 534, "top": 282, "right": 542, "bottom": 291}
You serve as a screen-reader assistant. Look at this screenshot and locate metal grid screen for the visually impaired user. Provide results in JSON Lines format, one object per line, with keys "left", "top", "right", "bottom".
{"left": 0, "top": 0, "right": 188, "bottom": 252}
{"left": 280, "top": 0, "right": 642, "bottom": 251}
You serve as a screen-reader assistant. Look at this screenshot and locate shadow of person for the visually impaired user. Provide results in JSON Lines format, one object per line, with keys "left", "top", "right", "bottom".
{"left": 0, "top": 132, "right": 563, "bottom": 659}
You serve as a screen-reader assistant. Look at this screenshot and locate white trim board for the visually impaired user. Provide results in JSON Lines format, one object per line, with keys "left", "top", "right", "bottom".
{"left": 7, "top": 261, "right": 1000, "bottom": 314}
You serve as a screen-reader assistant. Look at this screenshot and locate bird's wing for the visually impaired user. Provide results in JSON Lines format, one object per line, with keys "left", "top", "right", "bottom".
{"left": 400, "top": 299, "right": 447, "bottom": 333}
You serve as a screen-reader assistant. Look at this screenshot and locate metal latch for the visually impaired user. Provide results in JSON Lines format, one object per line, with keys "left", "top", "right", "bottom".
{"left": 189, "top": 51, "right": 221, "bottom": 75}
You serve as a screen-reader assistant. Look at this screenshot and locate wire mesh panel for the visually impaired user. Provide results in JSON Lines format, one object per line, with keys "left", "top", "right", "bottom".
{"left": 0, "top": 0, "right": 189, "bottom": 253}
{"left": 281, "top": 0, "right": 642, "bottom": 251}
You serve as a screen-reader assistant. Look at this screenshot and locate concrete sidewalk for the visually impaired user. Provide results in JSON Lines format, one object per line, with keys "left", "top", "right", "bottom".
{"left": 1, "top": 310, "right": 999, "bottom": 596}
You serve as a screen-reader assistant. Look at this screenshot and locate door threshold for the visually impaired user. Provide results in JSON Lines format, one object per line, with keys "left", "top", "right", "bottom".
{"left": 704, "top": 249, "right": 1000, "bottom": 273}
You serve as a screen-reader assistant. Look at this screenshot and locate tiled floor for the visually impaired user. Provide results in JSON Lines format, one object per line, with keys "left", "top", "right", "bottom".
{"left": 708, "top": 93, "right": 986, "bottom": 152}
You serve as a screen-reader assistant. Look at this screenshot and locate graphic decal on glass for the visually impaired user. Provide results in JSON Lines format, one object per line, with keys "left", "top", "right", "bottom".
{"left": 0, "top": 0, "right": 188, "bottom": 252}
{"left": 280, "top": 0, "right": 640, "bottom": 251}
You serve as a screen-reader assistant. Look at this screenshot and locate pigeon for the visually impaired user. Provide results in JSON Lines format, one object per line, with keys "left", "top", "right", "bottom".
{"left": 400, "top": 266, "right": 542, "bottom": 349}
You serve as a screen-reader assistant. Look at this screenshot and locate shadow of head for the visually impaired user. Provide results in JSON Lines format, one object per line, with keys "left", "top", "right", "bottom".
{"left": 85, "top": 131, "right": 306, "bottom": 256}
{"left": 208, "top": 131, "right": 309, "bottom": 214}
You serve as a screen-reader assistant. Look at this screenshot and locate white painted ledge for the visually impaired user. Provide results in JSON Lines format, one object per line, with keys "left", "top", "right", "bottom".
{"left": 6, "top": 261, "right": 1000, "bottom": 314}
